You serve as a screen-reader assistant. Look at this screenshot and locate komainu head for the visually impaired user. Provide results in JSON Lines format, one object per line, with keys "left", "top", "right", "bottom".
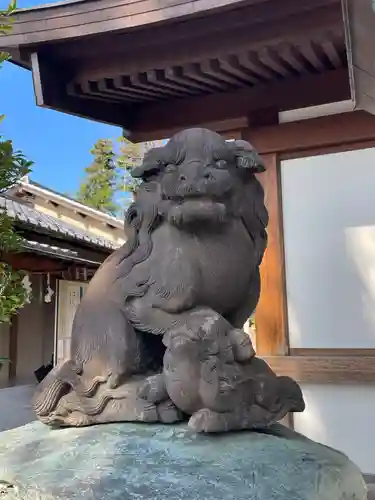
{"left": 131, "top": 128, "right": 265, "bottom": 228}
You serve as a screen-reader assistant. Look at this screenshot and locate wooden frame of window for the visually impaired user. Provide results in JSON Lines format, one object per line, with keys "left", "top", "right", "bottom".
{"left": 243, "top": 110, "right": 375, "bottom": 383}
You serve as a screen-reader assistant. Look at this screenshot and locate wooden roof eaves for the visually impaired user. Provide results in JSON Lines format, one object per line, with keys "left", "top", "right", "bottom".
{"left": 72, "top": 4, "right": 344, "bottom": 82}
{"left": 41, "top": 0, "right": 342, "bottom": 58}
{"left": 0, "top": 0, "right": 266, "bottom": 47}
{"left": 129, "top": 67, "right": 351, "bottom": 141}
{"left": 16, "top": 0, "right": 91, "bottom": 13}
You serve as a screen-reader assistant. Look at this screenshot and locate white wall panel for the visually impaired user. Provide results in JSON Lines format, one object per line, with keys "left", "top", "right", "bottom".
{"left": 294, "top": 384, "right": 375, "bottom": 473}
{"left": 282, "top": 147, "right": 375, "bottom": 348}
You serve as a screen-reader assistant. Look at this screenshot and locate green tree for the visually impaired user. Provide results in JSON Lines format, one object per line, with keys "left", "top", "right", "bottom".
{"left": 0, "top": 0, "right": 33, "bottom": 323}
{"left": 76, "top": 138, "right": 165, "bottom": 215}
{"left": 116, "top": 138, "right": 162, "bottom": 209}
{"left": 0, "top": 1, "right": 16, "bottom": 68}
{"left": 116, "top": 138, "right": 151, "bottom": 195}
{"left": 76, "top": 139, "right": 119, "bottom": 215}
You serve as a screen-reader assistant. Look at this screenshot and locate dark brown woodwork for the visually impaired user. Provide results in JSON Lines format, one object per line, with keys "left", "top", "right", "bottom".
{"left": 2, "top": 253, "right": 68, "bottom": 273}
{"left": 220, "top": 129, "right": 244, "bottom": 140}
{"left": 263, "top": 355, "right": 375, "bottom": 384}
{"left": 5, "top": 0, "right": 268, "bottom": 44}
{"left": 250, "top": 153, "right": 288, "bottom": 356}
{"left": 63, "top": 22, "right": 347, "bottom": 124}
{"left": 254, "top": 128, "right": 375, "bottom": 382}
{"left": 130, "top": 68, "right": 350, "bottom": 140}
{"left": 67, "top": 20, "right": 346, "bottom": 112}
{"left": 3, "top": 0, "right": 342, "bottom": 47}
{"left": 249, "top": 110, "right": 375, "bottom": 156}
{"left": 30, "top": 52, "right": 135, "bottom": 128}
{"left": 320, "top": 37, "right": 343, "bottom": 68}
{"left": 67, "top": 0, "right": 341, "bottom": 62}
{"left": 14, "top": 228, "right": 112, "bottom": 264}
{"left": 0, "top": 0, "right": 350, "bottom": 136}
{"left": 290, "top": 348, "right": 375, "bottom": 357}
{"left": 248, "top": 119, "right": 375, "bottom": 359}
{"left": 2, "top": 250, "right": 107, "bottom": 273}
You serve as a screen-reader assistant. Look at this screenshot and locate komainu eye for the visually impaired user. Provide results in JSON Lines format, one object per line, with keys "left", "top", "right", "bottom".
{"left": 215, "top": 159, "right": 227, "bottom": 169}
{"left": 165, "top": 164, "right": 177, "bottom": 173}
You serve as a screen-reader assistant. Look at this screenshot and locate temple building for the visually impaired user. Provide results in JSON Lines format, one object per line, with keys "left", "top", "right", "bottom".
{"left": 0, "top": 177, "right": 124, "bottom": 387}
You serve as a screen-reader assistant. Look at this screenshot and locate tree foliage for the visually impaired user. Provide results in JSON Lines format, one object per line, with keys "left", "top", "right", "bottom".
{"left": 0, "top": 0, "right": 33, "bottom": 323}
{"left": 76, "top": 137, "right": 163, "bottom": 214}
{"left": 76, "top": 139, "right": 119, "bottom": 215}
{"left": 116, "top": 138, "right": 157, "bottom": 195}
{"left": 0, "top": 1, "right": 16, "bottom": 65}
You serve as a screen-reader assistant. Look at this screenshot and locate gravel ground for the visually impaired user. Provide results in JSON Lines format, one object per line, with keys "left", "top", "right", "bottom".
{"left": 0, "top": 384, "right": 36, "bottom": 432}
{"left": 368, "top": 484, "right": 375, "bottom": 500}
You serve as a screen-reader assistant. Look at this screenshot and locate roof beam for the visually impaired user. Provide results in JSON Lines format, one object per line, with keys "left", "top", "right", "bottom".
{"left": 30, "top": 51, "right": 135, "bottom": 128}
{"left": 129, "top": 68, "right": 350, "bottom": 141}
{"left": 50, "top": 0, "right": 340, "bottom": 61}
{"left": 73, "top": 4, "right": 343, "bottom": 82}
{"left": 1, "top": 0, "right": 272, "bottom": 45}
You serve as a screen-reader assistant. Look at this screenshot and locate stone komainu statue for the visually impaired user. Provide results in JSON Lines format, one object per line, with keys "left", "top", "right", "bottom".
{"left": 33, "top": 128, "right": 305, "bottom": 432}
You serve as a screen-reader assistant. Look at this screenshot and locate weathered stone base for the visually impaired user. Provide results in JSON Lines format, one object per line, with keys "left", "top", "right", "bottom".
{"left": 0, "top": 422, "right": 367, "bottom": 500}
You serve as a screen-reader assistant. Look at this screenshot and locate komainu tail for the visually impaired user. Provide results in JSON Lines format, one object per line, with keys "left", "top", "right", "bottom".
{"left": 32, "top": 360, "right": 79, "bottom": 417}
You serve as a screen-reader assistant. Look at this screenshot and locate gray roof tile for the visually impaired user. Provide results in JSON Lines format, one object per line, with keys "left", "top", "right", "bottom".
{"left": 0, "top": 196, "right": 118, "bottom": 250}
{"left": 23, "top": 240, "right": 102, "bottom": 265}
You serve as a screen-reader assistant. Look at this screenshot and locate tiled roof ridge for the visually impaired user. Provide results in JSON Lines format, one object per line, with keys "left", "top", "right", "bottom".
{"left": 11, "top": 176, "right": 125, "bottom": 228}
{"left": 0, "top": 194, "right": 119, "bottom": 251}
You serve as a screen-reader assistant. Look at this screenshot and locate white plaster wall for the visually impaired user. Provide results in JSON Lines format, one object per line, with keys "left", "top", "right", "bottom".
{"left": 32, "top": 197, "right": 125, "bottom": 245}
{"left": 281, "top": 147, "right": 375, "bottom": 348}
{"left": 282, "top": 148, "right": 375, "bottom": 473}
{"left": 294, "top": 384, "right": 375, "bottom": 474}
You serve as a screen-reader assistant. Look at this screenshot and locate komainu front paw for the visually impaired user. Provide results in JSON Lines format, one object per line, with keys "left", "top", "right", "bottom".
{"left": 228, "top": 328, "right": 255, "bottom": 362}
{"left": 188, "top": 408, "right": 230, "bottom": 433}
{"left": 137, "top": 373, "right": 168, "bottom": 403}
{"left": 156, "top": 399, "right": 184, "bottom": 423}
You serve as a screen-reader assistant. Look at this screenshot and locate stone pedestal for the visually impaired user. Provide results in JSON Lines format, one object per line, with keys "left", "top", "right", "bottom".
{"left": 0, "top": 422, "right": 366, "bottom": 500}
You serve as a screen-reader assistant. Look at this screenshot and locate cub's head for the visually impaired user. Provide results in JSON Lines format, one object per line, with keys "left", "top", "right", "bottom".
{"left": 131, "top": 128, "right": 264, "bottom": 227}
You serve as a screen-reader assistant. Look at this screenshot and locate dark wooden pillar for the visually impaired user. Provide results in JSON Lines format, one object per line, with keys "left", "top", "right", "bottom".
{"left": 243, "top": 147, "right": 289, "bottom": 356}
{"left": 252, "top": 152, "right": 291, "bottom": 428}
{"left": 255, "top": 153, "right": 289, "bottom": 356}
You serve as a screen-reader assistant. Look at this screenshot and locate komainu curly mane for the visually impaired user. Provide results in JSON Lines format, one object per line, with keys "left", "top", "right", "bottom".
{"left": 33, "top": 181, "right": 164, "bottom": 420}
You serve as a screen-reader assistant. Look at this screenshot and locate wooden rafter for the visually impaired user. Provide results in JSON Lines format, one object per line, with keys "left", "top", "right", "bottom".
{"left": 129, "top": 68, "right": 350, "bottom": 140}
{"left": 3, "top": 0, "right": 341, "bottom": 47}
{"left": 264, "top": 354, "right": 375, "bottom": 384}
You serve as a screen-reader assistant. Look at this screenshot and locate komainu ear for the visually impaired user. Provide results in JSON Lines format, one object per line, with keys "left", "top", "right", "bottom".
{"left": 232, "top": 140, "right": 265, "bottom": 173}
{"left": 131, "top": 147, "right": 166, "bottom": 180}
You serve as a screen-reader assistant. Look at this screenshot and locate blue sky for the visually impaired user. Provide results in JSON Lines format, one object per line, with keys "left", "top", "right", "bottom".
{"left": 0, "top": 0, "right": 121, "bottom": 196}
